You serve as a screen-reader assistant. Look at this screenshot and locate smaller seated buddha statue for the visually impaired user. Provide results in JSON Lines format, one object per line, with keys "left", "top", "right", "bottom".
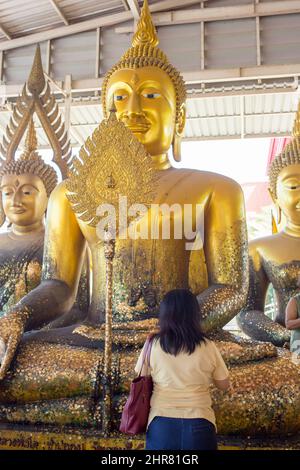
{"left": 0, "top": 44, "right": 88, "bottom": 325}
{"left": 237, "top": 103, "right": 300, "bottom": 346}
{"left": 0, "top": 119, "right": 57, "bottom": 316}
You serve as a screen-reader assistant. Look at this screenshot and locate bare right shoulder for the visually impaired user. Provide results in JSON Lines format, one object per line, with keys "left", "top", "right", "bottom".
{"left": 47, "top": 180, "right": 73, "bottom": 214}
{"left": 249, "top": 233, "right": 284, "bottom": 269}
{"left": 49, "top": 180, "right": 68, "bottom": 200}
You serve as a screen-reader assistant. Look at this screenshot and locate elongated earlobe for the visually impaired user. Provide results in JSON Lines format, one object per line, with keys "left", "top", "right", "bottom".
{"left": 0, "top": 197, "right": 5, "bottom": 227}
{"left": 172, "top": 134, "right": 182, "bottom": 162}
{"left": 172, "top": 105, "right": 186, "bottom": 163}
{"left": 276, "top": 204, "right": 282, "bottom": 226}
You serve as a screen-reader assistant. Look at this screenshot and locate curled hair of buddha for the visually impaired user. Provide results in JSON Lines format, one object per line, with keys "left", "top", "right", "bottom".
{"left": 269, "top": 101, "right": 300, "bottom": 197}
{"left": 0, "top": 119, "right": 58, "bottom": 197}
{"left": 102, "top": 0, "right": 186, "bottom": 123}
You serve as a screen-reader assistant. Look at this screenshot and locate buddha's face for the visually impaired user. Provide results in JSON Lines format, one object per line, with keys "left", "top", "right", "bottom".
{"left": 106, "top": 66, "right": 177, "bottom": 157}
{"left": 1, "top": 174, "right": 48, "bottom": 227}
{"left": 276, "top": 164, "right": 300, "bottom": 225}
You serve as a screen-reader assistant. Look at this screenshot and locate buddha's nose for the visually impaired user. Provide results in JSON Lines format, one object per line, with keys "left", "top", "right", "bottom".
{"left": 12, "top": 191, "right": 22, "bottom": 206}
{"left": 127, "top": 92, "right": 143, "bottom": 117}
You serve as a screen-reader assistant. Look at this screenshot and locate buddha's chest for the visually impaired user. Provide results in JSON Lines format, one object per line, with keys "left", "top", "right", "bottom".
{"left": 84, "top": 233, "right": 207, "bottom": 321}
{"left": 0, "top": 236, "right": 43, "bottom": 315}
{"left": 75, "top": 170, "right": 209, "bottom": 319}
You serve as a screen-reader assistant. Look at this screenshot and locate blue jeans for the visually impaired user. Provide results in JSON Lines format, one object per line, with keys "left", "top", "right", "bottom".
{"left": 146, "top": 416, "right": 218, "bottom": 450}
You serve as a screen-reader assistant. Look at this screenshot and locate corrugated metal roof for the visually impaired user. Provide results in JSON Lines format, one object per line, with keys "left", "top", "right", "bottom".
{"left": 0, "top": 0, "right": 126, "bottom": 41}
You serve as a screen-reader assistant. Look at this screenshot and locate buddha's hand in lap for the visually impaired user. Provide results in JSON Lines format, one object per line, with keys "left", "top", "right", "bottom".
{"left": 0, "top": 311, "right": 27, "bottom": 380}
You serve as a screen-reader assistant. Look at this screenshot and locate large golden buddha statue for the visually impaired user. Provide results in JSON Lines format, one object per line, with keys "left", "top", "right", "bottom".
{"left": 0, "top": 0, "right": 248, "bottom": 346}
{"left": 0, "top": 1, "right": 249, "bottom": 340}
{"left": 238, "top": 103, "right": 300, "bottom": 346}
{"left": 0, "top": 1, "right": 299, "bottom": 440}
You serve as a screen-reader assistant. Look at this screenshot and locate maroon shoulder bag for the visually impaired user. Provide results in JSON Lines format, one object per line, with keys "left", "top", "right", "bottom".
{"left": 119, "top": 335, "right": 154, "bottom": 435}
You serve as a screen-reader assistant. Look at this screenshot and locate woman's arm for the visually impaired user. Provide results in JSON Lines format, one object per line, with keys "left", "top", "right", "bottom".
{"left": 286, "top": 298, "right": 300, "bottom": 330}
{"left": 213, "top": 377, "right": 230, "bottom": 391}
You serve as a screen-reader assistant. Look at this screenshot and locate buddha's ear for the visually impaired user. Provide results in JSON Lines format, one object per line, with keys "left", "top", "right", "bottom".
{"left": 172, "top": 105, "right": 186, "bottom": 163}
{"left": 175, "top": 104, "right": 186, "bottom": 136}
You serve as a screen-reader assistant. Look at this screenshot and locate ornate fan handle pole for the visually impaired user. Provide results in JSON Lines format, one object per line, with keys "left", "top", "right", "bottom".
{"left": 102, "top": 231, "right": 116, "bottom": 436}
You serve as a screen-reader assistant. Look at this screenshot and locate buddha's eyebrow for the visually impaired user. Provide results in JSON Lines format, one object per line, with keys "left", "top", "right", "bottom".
{"left": 19, "top": 183, "right": 39, "bottom": 191}
{"left": 138, "top": 80, "right": 161, "bottom": 89}
{"left": 281, "top": 175, "right": 300, "bottom": 182}
{"left": 112, "top": 81, "right": 133, "bottom": 91}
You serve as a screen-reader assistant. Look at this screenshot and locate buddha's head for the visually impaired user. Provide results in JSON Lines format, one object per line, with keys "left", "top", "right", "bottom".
{"left": 102, "top": 0, "right": 186, "bottom": 162}
{"left": 269, "top": 104, "right": 300, "bottom": 227}
{"left": 0, "top": 119, "right": 57, "bottom": 231}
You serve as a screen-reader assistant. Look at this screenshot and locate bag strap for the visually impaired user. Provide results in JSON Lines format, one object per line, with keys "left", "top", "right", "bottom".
{"left": 138, "top": 334, "right": 154, "bottom": 377}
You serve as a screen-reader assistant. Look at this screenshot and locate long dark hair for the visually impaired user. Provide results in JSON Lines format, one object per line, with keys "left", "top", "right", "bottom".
{"left": 156, "top": 289, "right": 207, "bottom": 356}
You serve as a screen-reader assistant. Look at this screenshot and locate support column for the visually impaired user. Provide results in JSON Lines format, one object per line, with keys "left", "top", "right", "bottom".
{"left": 46, "top": 40, "right": 52, "bottom": 76}
{"left": 95, "top": 27, "right": 101, "bottom": 79}
{"left": 255, "top": 0, "right": 262, "bottom": 85}
{"left": 64, "top": 74, "right": 72, "bottom": 140}
{"left": 240, "top": 95, "right": 245, "bottom": 139}
{"left": 200, "top": 1, "right": 205, "bottom": 71}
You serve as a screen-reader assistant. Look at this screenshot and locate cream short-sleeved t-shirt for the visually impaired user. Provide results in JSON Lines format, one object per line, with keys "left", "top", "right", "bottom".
{"left": 134, "top": 338, "right": 229, "bottom": 429}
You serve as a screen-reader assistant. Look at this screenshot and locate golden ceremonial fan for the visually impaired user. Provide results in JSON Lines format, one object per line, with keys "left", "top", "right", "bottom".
{"left": 66, "top": 108, "right": 158, "bottom": 229}
{"left": 66, "top": 107, "right": 159, "bottom": 434}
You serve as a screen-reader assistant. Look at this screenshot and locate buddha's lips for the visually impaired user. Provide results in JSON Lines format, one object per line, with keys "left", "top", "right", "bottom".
{"left": 122, "top": 120, "right": 150, "bottom": 134}
{"left": 10, "top": 208, "right": 26, "bottom": 214}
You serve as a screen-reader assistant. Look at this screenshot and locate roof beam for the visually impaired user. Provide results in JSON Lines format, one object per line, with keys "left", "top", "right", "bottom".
{"left": 151, "top": 0, "right": 208, "bottom": 9}
{"left": 127, "top": 0, "right": 141, "bottom": 20}
{"left": 0, "top": 0, "right": 206, "bottom": 51}
{"left": 0, "top": 24, "right": 11, "bottom": 40}
{"left": 121, "top": 0, "right": 130, "bottom": 11}
{"left": 116, "top": 0, "right": 300, "bottom": 32}
{"left": 48, "top": 0, "right": 69, "bottom": 26}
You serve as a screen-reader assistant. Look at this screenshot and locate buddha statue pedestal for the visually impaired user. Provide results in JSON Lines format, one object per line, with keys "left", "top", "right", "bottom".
{"left": 1, "top": 422, "right": 300, "bottom": 451}
{"left": 0, "top": 321, "right": 300, "bottom": 448}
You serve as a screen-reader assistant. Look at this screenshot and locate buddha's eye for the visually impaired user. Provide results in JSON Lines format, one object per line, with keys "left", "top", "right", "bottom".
{"left": 286, "top": 182, "right": 300, "bottom": 190}
{"left": 114, "top": 94, "right": 127, "bottom": 102}
{"left": 142, "top": 92, "right": 161, "bottom": 99}
{"left": 2, "top": 188, "right": 13, "bottom": 197}
{"left": 22, "top": 186, "right": 37, "bottom": 196}
{"left": 282, "top": 179, "right": 300, "bottom": 190}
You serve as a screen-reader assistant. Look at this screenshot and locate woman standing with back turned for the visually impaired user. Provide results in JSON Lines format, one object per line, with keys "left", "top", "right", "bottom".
{"left": 135, "top": 289, "right": 230, "bottom": 450}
